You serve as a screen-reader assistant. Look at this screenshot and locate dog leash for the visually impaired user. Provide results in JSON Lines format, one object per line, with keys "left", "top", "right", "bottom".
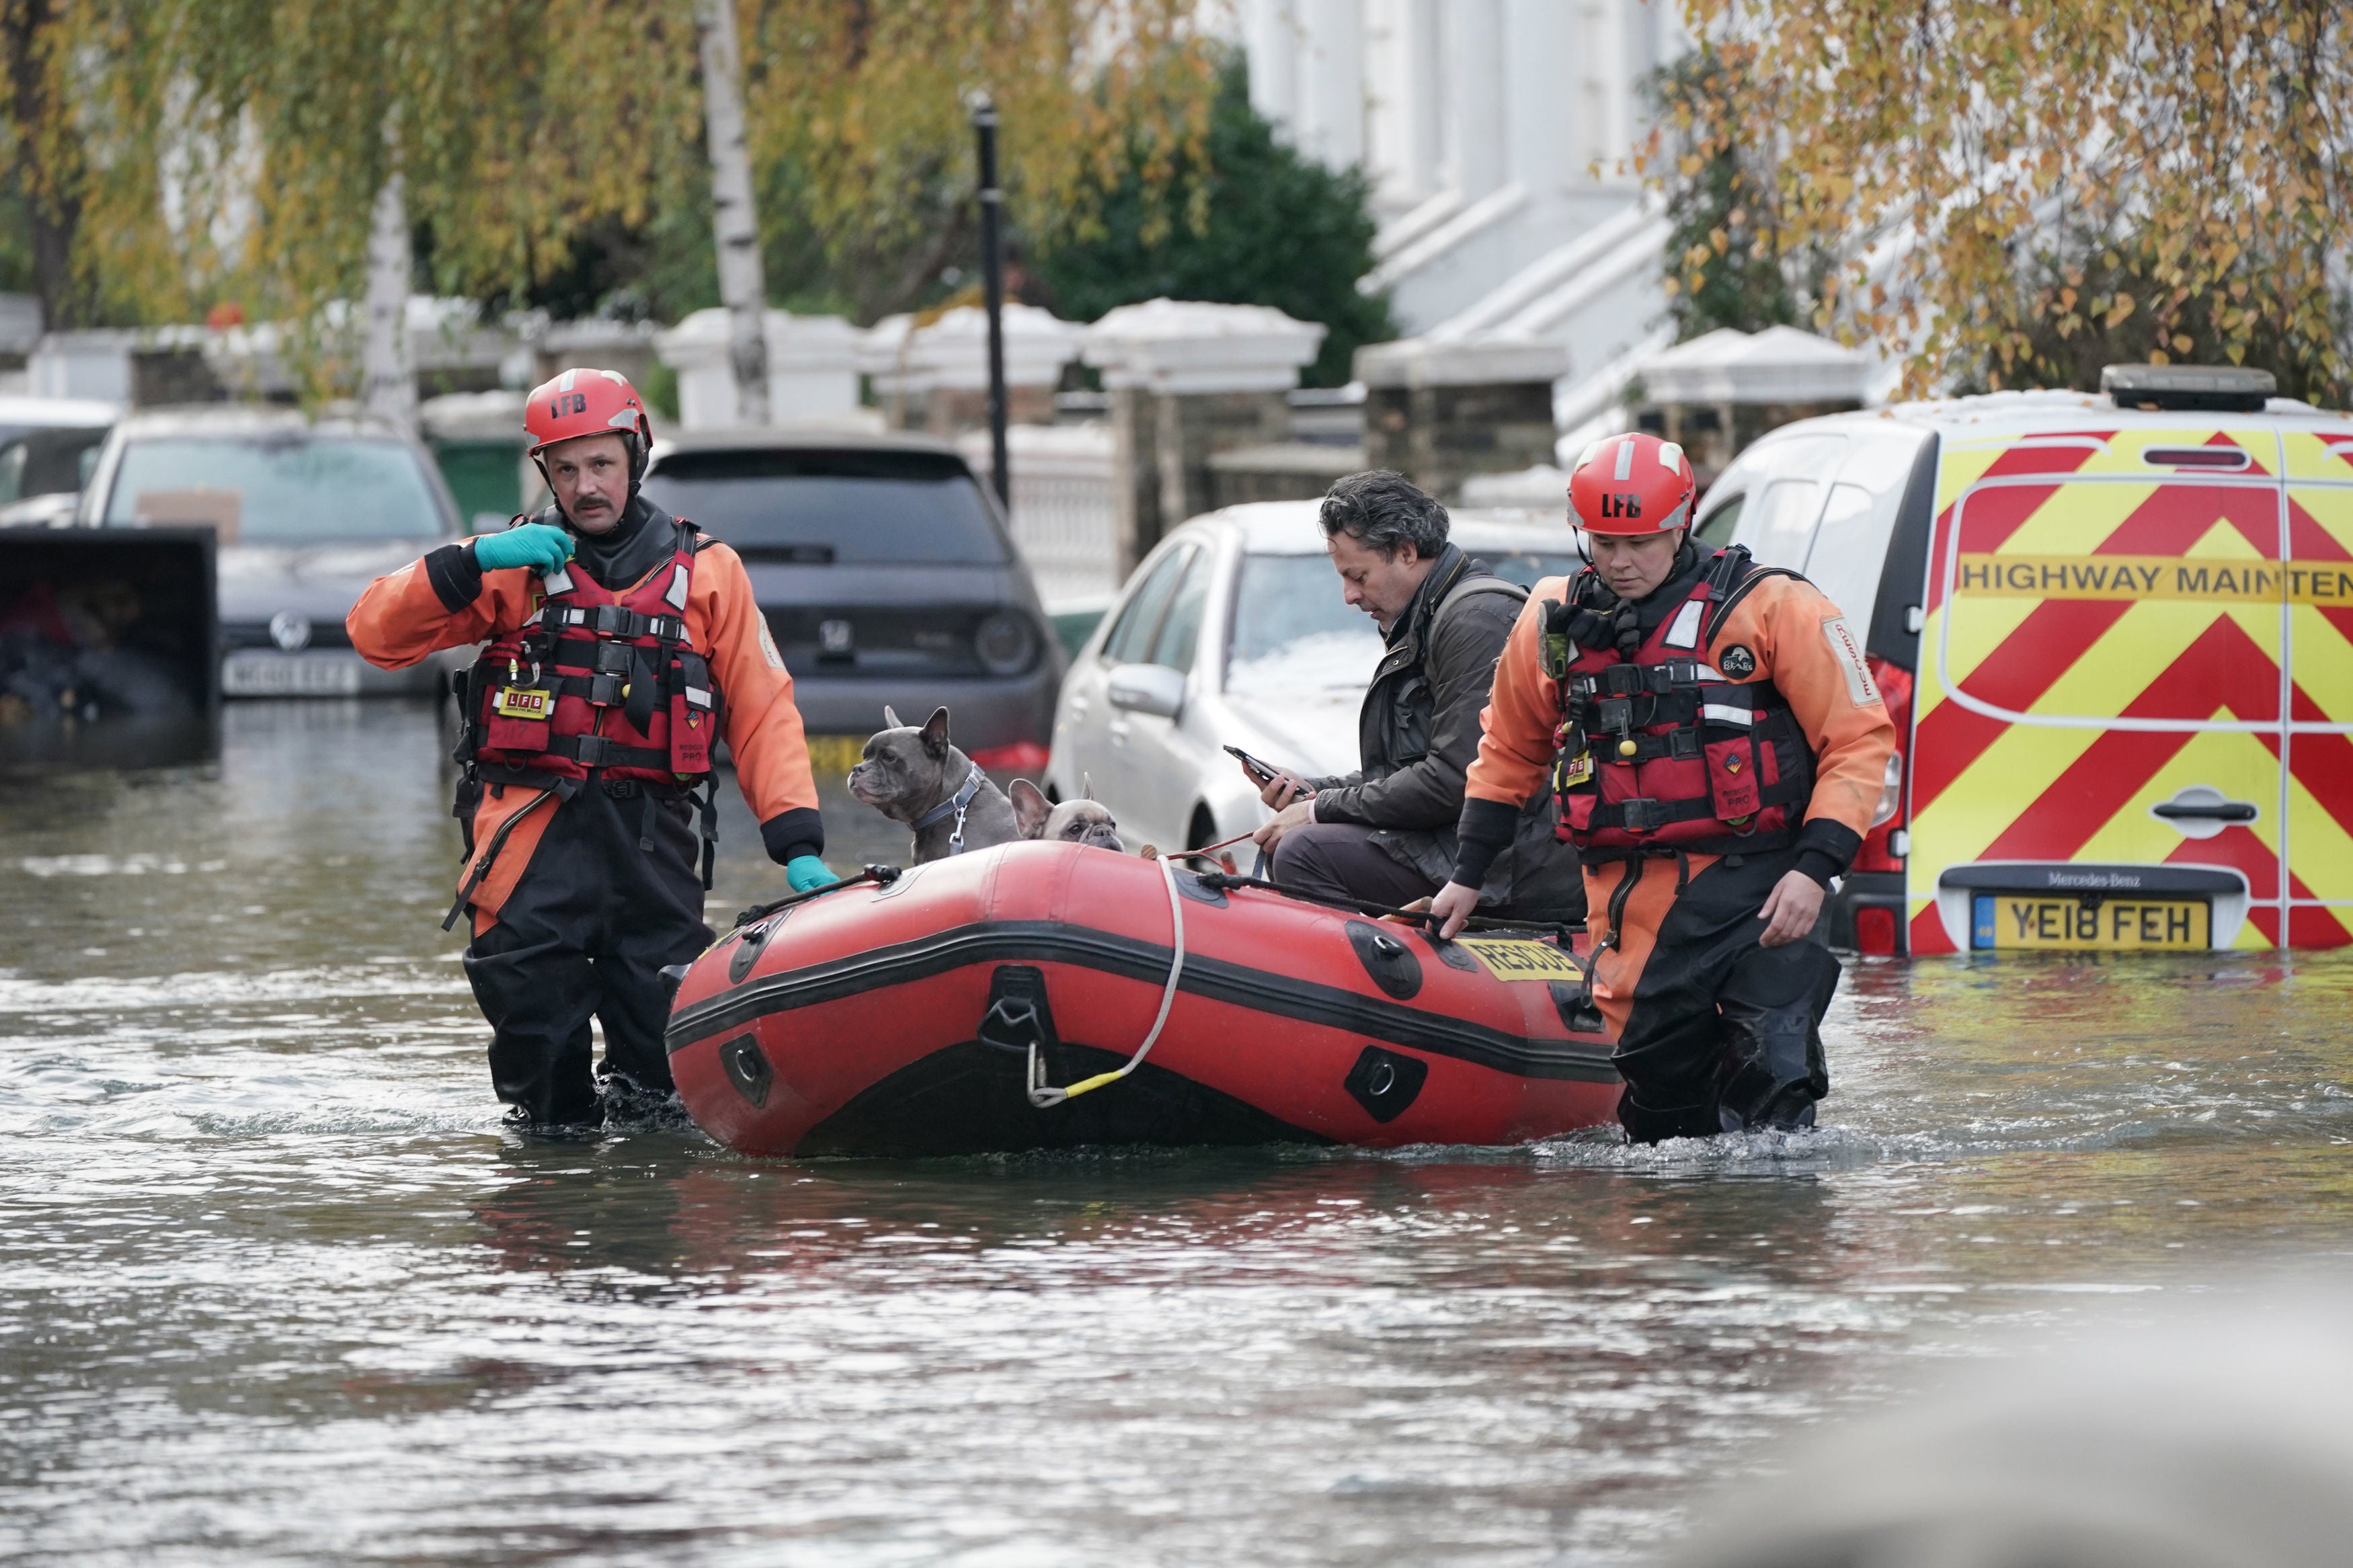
{"left": 911, "top": 764, "right": 986, "bottom": 856}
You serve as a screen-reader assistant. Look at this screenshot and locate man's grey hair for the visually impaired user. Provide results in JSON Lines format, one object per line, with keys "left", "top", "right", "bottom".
{"left": 1318, "top": 470, "right": 1449, "bottom": 560}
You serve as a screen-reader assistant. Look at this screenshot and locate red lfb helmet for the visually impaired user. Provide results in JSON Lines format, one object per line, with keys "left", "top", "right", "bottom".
{"left": 1568, "top": 432, "right": 1695, "bottom": 535}
{"left": 525, "top": 367, "right": 653, "bottom": 460}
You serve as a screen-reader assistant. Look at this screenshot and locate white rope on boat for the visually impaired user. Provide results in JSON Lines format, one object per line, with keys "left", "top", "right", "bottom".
{"left": 1026, "top": 850, "right": 1186, "bottom": 1108}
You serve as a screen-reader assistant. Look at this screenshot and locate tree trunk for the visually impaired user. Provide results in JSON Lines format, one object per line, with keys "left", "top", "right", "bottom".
{"left": 360, "top": 169, "right": 416, "bottom": 429}
{"left": 2, "top": 0, "right": 85, "bottom": 331}
{"left": 694, "top": 0, "right": 769, "bottom": 425}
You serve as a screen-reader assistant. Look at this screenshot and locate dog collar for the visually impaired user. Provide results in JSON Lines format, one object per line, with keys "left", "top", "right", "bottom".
{"left": 912, "top": 764, "right": 986, "bottom": 855}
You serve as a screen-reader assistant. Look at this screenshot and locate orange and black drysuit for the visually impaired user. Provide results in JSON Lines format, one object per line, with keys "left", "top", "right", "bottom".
{"left": 350, "top": 497, "right": 822, "bottom": 1127}
{"left": 1451, "top": 543, "right": 1894, "bottom": 1141}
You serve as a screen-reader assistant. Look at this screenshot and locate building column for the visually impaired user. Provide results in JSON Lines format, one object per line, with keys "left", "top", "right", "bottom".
{"left": 1501, "top": 0, "right": 1572, "bottom": 194}
{"left": 1246, "top": 0, "right": 1300, "bottom": 133}
{"left": 1441, "top": 0, "right": 1505, "bottom": 198}
{"left": 1298, "top": 0, "right": 1365, "bottom": 169}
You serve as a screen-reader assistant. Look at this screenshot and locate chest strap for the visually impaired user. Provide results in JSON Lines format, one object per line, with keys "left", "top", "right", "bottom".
{"left": 546, "top": 603, "right": 687, "bottom": 643}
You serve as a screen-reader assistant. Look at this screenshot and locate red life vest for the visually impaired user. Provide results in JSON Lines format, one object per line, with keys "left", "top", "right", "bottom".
{"left": 1544, "top": 548, "right": 1813, "bottom": 860}
{"left": 462, "top": 522, "right": 721, "bottom": 788}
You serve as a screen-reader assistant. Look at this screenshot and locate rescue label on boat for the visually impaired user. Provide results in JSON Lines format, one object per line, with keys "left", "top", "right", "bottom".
{"left": 1455, "top": 936, "right": 1585, "bottom": 983}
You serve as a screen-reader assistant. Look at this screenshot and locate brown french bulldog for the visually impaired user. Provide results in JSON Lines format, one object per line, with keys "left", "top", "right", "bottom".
{"left": 1008, "top": 777, "right": 1125, "bottom": 851}
{"left": 847, "top": 705, "right": 1023, "bottom": 863}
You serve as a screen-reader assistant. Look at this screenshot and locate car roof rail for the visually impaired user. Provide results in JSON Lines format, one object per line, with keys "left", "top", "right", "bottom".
{"left": 2100, "top": 362, "right": 2276, "bottom": 413}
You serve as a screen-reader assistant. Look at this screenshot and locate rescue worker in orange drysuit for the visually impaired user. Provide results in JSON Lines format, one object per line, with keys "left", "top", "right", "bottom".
{"left": 350, "top": 369, "right": 827, "bottom": 1130}
{"left": 1430, "top": 433, "right": 1895, "bottom": 1141}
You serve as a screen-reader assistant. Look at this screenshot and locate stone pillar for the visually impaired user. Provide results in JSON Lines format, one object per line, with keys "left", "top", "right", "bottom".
{"left": 655, "top": 307, "right": 861, "bottom": 428}
{"left": 1081, "top": 299, "right": 1326, "bottom": 577}
{"left": 1355, "top": 335, "right": 1568, "bottom": 501}
{"left": 859, "top": 303, "right": 1079, "bottom": 438}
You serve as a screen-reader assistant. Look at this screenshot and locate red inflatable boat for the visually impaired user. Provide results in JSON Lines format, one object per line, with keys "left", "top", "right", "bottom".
{"left": 665, "top": 840, "right": 1621, "bottom": 1157}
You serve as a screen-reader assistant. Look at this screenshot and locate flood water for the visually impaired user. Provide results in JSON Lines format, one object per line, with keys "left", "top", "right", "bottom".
{"left": 5, "top": 700, "right": 2352, "bottom": 1566}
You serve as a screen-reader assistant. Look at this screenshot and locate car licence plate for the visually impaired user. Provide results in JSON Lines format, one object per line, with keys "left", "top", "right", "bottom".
{"left": 221, "top": 650, "right": 363, "bottom": 696}
{"left": 1454, "top": 936, "right": 1587, "bottom": 982}
{"left": 804, "top": 735, "right": 867, "bottom": 778}
{"left": 1971, "top": 893, "right": 2208, "bottom": 950}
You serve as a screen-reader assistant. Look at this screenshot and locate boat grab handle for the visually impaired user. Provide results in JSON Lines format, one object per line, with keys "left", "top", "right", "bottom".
{"left": 1028, "top": 850, "right": 1186, "bottom": 1108}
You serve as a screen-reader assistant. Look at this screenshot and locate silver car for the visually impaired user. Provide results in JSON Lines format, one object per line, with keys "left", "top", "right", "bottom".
{"left": 81, "top": 406, "right": 467, "bottom": 697}
{"left": 1045, "top": 501, "right": 1584, "bottom": 854}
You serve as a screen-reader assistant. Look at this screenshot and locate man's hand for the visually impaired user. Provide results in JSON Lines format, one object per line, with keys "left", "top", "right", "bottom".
{"left": 1252, "top": 796, "right": 1313, "bottom": 854}
{"left": 473, "top": 523, "right": 574, "bottom": 573}
{"left": 1429, "top": 880, "right": 1481, "bottom": 940}
{"left": 784, "top": 855, "right": 834, "bottom": 893}
{"left": 1251, "top": 766, "right": 1310, "bottom": 809}
{"left": 1757, "top": 870, "right": 1825, "bottom": 947}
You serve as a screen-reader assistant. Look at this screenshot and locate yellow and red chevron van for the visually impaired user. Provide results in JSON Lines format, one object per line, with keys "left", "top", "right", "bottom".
{"left": 1689, "top": 364, "right": 2352, "bottom": 955}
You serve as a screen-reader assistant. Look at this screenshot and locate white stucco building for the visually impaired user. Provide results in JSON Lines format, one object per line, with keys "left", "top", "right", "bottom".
{"left": 1228, "top": 0, "right": 1685, "bottom": 437}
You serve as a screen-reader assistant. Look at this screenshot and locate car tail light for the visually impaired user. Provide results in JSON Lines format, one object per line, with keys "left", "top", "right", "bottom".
{"left": 1853, "top": 906, "right": 1899, "bottom": 955}
{"left": 969, "top": 741, "right": 1050, "bottom": 775}
{"left": 1850, "top": 656, "right": 1915, "bottom": 874}
{"left": 1870, "top": 749, "right": 1903, "bottom": 828}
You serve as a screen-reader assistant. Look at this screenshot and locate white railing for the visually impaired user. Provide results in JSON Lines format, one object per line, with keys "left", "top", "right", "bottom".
{"left": 959, "top": 423, "right": 1120, "bottom": 612}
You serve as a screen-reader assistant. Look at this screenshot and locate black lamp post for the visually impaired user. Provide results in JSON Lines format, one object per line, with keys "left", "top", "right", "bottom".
{"left": 970, "top": 93, "right": 1010, "bottom": 509}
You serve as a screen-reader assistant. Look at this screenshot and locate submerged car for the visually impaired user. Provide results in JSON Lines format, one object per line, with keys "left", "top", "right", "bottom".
{"left": 1045, "top": 501, "right": 1583, "bottom": 855}
{"left": 638, "top": 430, "right": 1061, "bottom": 772}
{"left": 81, "top": 407, "right": 465, "bottom": 696}
{"left": 1689, "top": 362, "right": 2353, "bottom": 954}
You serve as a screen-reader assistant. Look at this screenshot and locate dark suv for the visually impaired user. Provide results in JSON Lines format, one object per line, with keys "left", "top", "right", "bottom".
{"left": 638, "top": 431, "right": 1061, "bottom": 766}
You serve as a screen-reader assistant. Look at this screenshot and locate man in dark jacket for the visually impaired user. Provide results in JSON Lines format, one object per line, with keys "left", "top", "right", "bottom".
{"left": 1248, "top": 471, "right": 1583, "bottom": 921}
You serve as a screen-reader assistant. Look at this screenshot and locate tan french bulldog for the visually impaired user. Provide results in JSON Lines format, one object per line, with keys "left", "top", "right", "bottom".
{"left": 1008, "top": 776, "right": 1124, "bottom": 852}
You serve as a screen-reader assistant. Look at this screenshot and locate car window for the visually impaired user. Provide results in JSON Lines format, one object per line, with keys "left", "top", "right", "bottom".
{"left": 1692, "top": 492, "right": 1744, "bottom": 548}
{"left": 1148, "top": 547, "right": 1211, "bottom": 673}
{"left": 1224, "top": 551, "right": 1384, "bottom": 698}
{"left": 0, "top": 427, "right": 110, "bottom": 504}
{"left": 1744, "top": 478, "right": 1826, "bottom": 569}
{"left": 1103, "top": 545, "right": 1193, "bottom": 665}
{"left": 641, "top": 448, "right": 1006, "bottom": 565}
{"left": 1802, "top": 483, "right": 1886, "bottom": 623}
{"left": 104, "top": 436, "right": 446, "bottom": 542}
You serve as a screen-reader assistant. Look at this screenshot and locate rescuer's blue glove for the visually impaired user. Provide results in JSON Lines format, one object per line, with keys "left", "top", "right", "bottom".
{"left": 473, "top": 523, "right": 575, "bottom": 573}
{"left": 785, "top": 855, "right": 834, "bottom": 893}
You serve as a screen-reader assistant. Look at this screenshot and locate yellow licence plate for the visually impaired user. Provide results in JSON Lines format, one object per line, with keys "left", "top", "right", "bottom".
{"left": 1971, "top": 894, "right": 2209, "bottom": 950}
{"left": 805, "top": 735, "right": 867, "bottom": 779}
{"left": 1455, "top": 936, "right": 1586, "bottom": 982}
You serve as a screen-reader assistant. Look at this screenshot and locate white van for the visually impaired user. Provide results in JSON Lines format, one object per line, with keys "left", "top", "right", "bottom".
{"left": 1689, "top": 365, "right": 2352, "bottom": 955}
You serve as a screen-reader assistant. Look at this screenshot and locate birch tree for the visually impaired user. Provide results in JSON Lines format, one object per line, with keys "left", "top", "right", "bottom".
{"left": 34, "top": 0, "right": 1217, "bottom": 386}
{"left": 359, "top": 164, "right": 414, "bottom": 426}
{"left": 694, "top": 0, "right": 767, "bottom": 424}
{"left": 1663, "top": 0, "right": 2353, "bottom": 401}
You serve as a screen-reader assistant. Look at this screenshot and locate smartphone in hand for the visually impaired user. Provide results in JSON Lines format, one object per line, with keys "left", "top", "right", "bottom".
{"left": 1222, "top": 744, "right": 1280, "bottom": 785}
